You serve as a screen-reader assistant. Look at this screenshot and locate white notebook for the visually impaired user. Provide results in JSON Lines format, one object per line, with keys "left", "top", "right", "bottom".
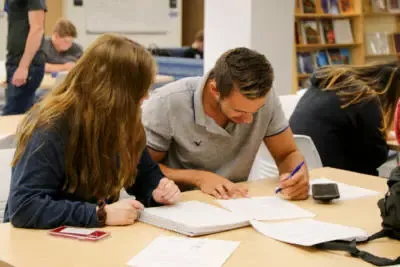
{"left": 310, "top": 178, "right": 380, "bottom": 200}
{"left": 138, "top": 201, "right": 249, "bottom": 236}
{"left": 251, "top": 219, "right": 368, "bottom": 246}
{"left": 127, "top": 235, "right": 240, "bottom": 267}
{"left": 217, "top": 197, "right": 315, "bottom": 221}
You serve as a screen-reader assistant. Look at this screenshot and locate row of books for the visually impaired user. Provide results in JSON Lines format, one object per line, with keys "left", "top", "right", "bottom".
{"left": 295, "top": 19, "right": 353, "bottom": 44}
{"left": 366, "top": 0, "right": 400, "bottom": 13}
{"left": 296, "top": 0, "right": 353, "bottom": 14}
{"left": 365, "top": 32, "right": 400, "bottom": 55}
{"left": 297, "top": 49, "right": 351, "bottom": 74}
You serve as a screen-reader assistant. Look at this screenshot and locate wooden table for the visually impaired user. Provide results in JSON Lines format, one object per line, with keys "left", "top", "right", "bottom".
{"left": 0, "top": 168, "right": 397, "bottom": 267}
{"left": 0, "top": 115, "right": 25, "bottom": 137}
{"left": 1, "top": 74, "right": 174, "bottom": 90}
{"left": 387, "top": 140, "right": 400, "bottom": 152}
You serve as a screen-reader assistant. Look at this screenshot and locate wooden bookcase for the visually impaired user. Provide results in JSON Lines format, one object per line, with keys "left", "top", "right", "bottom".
{"left": 363, "top": 0, "right": 400, "bottom": 62}
{"left": 292, "top": 0, "right": 365, "bottom": 92}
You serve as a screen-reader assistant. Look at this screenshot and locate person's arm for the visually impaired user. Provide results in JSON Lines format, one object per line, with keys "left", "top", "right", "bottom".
{"left": 12, "top": 9, "right": 45, "bottom": 86}
{"left": 126, "top": 148, "right": 180, "bottom": 206}
{"left": 45, "top": 62, "right": 75, "bottom": 73}
{"left": 148, "top": 148, "right": 247, "bottom": 199}
{"left": 264, "top": 128, "right": 309, "bottom": 200}
{"left": 7, "top": 130, "right": 98, "bottom": 229}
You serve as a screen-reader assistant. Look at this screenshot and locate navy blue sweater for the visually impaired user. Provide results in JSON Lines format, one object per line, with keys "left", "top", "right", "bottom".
{"left": 4, "top": 128, "right": 164, "bottom": 229}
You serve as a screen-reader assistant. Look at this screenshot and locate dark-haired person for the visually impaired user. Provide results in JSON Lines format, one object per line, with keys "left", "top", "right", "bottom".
{"left": 43, "top": 18, "right": 83, "bottom": 73}
{"left": 183, "top": 30, "right": 204, "bottom": 59}
{"left": 5, "top": 34, "right": 180, "bottom": 229}
{"left": 143, "top": 47, "right": 309, "bottom": 200}
{"left": 290, "top": 62, "right": 400, "bottom": 176}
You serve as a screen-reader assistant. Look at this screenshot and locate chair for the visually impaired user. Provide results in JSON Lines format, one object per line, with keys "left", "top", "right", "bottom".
{"left": 154, "top": 56, "right": 204, "bottom": 81}
{"left": 248, "top": 135, "right": 323, "bottom": 181}
{"left": 0, "top": 149, "right": 15, "bottom": 223}
{"left": 278, "top": 94, "right": 302, "bottom": 120}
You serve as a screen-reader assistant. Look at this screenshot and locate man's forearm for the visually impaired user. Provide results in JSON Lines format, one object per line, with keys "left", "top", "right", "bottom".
{"left": 277, "top": 150, "right": 305, "bottom": 175}
{"left": 158, "top": 163, "right": 205, "bottom": 186}
{"left": 18, "top": 26, "right": 44, "bottom": 69}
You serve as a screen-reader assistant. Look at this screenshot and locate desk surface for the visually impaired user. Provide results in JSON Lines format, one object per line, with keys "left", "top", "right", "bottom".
{"left": 0, "top": 115, "right": 25, "bottom": 136}
{"left": 2, "top": 74, "right": 174, "bottom": 90}
{"left": 387, "top": 140, "right": 400, "bottom": 152}
{"left": 0, "top": 168, "right": 397, "bottom": 267}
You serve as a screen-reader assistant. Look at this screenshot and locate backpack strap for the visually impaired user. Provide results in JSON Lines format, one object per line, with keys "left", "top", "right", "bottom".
{"left": 315, "top": 230, "right": 400, "bottom": 266}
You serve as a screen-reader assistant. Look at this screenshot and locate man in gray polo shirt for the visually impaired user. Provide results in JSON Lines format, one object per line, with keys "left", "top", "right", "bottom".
{"left": 142, "top": 47, "right": 309, "bottom": 200}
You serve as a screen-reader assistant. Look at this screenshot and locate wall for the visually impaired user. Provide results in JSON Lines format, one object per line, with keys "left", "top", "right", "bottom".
{"left": 63, "top": 0, "right": 182, "bottom": 49}
{"left": 204, "top": 0, "right": 294, "bottom": 95}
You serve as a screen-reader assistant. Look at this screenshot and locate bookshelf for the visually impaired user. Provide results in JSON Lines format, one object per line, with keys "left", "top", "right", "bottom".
{"left": 363, "top": 0, "right": 400, "bottom": 63}
{"left": 293, "top": 0, "right": 365, "bottom": 92}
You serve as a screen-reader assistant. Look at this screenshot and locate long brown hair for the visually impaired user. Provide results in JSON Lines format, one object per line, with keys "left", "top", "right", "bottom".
{"left": 13, "top": 34, "right": 157, "bottom": 200}
{"left": 313, "top": 61, "right": 400, "bottom": 134}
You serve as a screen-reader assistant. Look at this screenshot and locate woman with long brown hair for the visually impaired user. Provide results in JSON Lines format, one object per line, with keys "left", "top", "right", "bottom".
{"left": 290, "top": 61, "right": 400, "bottom": 175}
{"left": 4, "top": 34, "right": 180, "bottom": 229}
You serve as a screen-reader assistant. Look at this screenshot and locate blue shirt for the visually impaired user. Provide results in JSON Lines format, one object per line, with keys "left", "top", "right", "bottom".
{"left": 4, "top": 127, "right": 164, "bottom": 229}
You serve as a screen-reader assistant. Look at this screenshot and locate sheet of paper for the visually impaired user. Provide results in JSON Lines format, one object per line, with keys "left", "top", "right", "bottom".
{"left": 251, "top": 219, "right": 368, "bottom": 246}
{"left": 310, "top": 178, "right": 380, "bottom": 200}
{"left": 127, "top": 235, "right": 240, "bottom": 267}
{"left": 217, "top": 197, "right": 315, "bottom": 221}
{"left": 141, "top": 201, "right": 248, "bottom": 228}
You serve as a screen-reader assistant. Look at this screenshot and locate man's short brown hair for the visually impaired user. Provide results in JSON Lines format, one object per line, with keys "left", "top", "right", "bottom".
{"left": 209, "top": 47, "right": 274, "bottom": 99}
{"left": 195, "top": 30, "right": 204, "bottom": 42}
{"left": 53, "top": 19, "right": 78, "bottom": 38}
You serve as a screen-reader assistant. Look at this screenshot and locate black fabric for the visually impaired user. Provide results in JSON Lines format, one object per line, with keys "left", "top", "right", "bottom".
{"left": 6, "top": 0, "right": 47, "bottom": 66}
{"left": 183, "top": 47, "right": 203, "bottom": 59}
{"left": 314, "top": 166, "right": 400, "bottom": 266}
{"left": 290, "top": 82, "right": 388, "bottom": 176}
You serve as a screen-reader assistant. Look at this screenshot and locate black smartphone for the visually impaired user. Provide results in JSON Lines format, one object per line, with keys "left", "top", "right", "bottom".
{"left": 312, "top": 183, "right": 340, "bottom": 202}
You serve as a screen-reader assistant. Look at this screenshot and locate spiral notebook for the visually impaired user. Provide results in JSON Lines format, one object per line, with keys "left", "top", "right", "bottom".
{"left": 138, "top": 201, "right": 249, "bottom": 236}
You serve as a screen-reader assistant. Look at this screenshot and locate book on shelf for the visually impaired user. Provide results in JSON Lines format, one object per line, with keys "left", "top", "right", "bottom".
{"left": 365, "top": 32, "right": 391, "bottom": 55}
{"left": 301, "top": 20, "right": 320, "bottom": 44}
{"left": 370, "top": 0, "right": 387, "bottom": 12}
{"left": 339, "top": 0, "right": 354, "bottom": 13}
{"left": 321, "top": 0, "right": 331, "bottom": 13}
{"left": 332, "top": 19, "right": 354, "bottom": 43}
{"left": 392, "top": 32, "right": 400, "bottom": 53}
{"left": 295, "top": 22, "right": 302, "bottom": 44}
{"left": 297, "top": 52, "right": 316, "bottom": 74}
{"left": 316, "top": 50, "right": 330, "bottom": 66}
{"left": 326, "top": 48, "right": 351, "bottom": 64}
{"left": 303, "top": 0, "right": 317, "bottom": 13}
{"left": 318, "top": 21, "right": 326, "bottom": 44}
{"left": 329, "top": 0, "right": 341, "bottom": 14}
{"left": 387, "top": 0, "right": 400, "bottom": 12}
{"left": 321, "top": 20, "right": 336, "bottom": 44}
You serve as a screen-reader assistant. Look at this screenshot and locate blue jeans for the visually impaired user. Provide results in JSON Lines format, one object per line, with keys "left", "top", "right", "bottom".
{"left": 2, "top": 65, "right": 45, "bottom": 115}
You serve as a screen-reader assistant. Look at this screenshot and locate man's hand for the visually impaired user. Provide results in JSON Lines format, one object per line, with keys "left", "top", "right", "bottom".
{"left": 196, "top": 172, "right": 248, "bottom": 199}
{"left": 278, "top": 166, "right": 309, "bottom": 200}
{"left": 11, "top": 67, "right": 29, "bottom": 87}
{"left": 63, "top": 62, "right": 76, "bottom": 71}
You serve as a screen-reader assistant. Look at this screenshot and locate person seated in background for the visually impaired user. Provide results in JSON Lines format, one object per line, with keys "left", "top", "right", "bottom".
{"left": 43, "top": 19, "right": 83, "bottom": 73}
{"left": 142, "top": 47, "right": 309, "bottom": 200}
{"left": 183, "top": 30, "right": 204, "bottom": 59}
{"left": 290, "top": 62, "right": 400, "bottom": 176}
{"left": 5, "top": 34, "right": 180, "bottom": 229}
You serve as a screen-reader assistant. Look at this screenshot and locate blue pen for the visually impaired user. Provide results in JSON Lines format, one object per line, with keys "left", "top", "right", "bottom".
{"left": 275, "top": 161, "right": 305, "bottom": 194}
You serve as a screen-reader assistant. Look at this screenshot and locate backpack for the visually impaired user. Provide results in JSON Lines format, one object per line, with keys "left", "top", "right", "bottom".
{"left": 315, "top": 166, "right": 400, "bottom": 266}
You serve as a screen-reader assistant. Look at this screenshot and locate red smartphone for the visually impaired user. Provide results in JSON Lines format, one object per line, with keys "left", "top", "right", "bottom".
{"left": 49, "top": 226, "right": 110, "bottom": 241}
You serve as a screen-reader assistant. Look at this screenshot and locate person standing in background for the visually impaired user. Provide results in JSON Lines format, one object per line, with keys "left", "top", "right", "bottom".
{"left": 2, "top": 0, "right": 46, "bottom": 115}
{"left": 183, "top": 30, "right": 204, "bottom": 59}
{"left": 44, "top": 18, "right": 83, "bottom": 73}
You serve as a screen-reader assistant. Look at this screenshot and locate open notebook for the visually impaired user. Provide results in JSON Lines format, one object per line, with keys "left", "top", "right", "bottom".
{"left": 138, "top": 201, "right": 249, "bottom": 236}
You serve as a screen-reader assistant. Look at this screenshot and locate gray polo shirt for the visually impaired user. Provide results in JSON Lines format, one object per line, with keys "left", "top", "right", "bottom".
{"left": 142, "top": 74, "right": 288, "bottom": 183}
{"left": 43, "top": 38, "right": 83, "bottom": 65}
